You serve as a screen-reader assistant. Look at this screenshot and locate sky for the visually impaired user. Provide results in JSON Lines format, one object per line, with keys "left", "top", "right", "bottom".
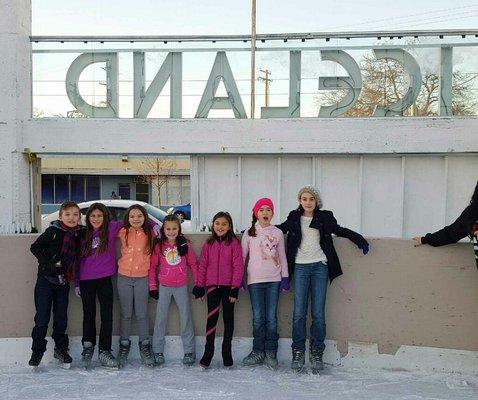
{"left": 30, "top": 1, "right": 478, "bottom": 118}
{"left": 32, "top": 0, "right": 478, "bottom": 35}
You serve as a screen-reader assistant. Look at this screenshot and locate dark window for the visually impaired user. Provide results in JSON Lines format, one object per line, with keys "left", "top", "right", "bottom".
{"left": 41, "top": 175, "right": 54, "bottom": 203}
{"left": 86, "top": 176, "right": 100, "bottom": 200}
{"left": 55, "top": 175, "right": 69, "bottom": 203}
{"left": 136, "top": 182, "right": 149, "bottom": 203}
{"left": 118, "top": 184, "right": 130, "bottom": 200}
{"left": 70, "top": 175, "right": 84, "bottom": 202}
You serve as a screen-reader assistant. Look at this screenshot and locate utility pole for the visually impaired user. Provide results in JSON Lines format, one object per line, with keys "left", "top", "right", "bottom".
{"left": 258, "top": 69, "right": 272, "bottom": 107}
{"left": 250, "top": 0, "right": 257, "bottom": 118}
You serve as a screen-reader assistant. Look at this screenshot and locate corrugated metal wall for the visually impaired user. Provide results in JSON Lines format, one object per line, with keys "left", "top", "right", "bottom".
{"left": 192, "top": 154, "right": 478, "bottom": 237}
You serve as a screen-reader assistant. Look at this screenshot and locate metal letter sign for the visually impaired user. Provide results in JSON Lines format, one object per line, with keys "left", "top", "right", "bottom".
{"left": 133, "top": 52, "right": 182, "bottom": 118}
{"left": 63, "top": 49, "right": 428, "bottom": 118}
{"left": 318, "top": 50, "right": 362, "bottom": 117}
{"left": 195, "top": 52, "right": 247, "bottom": 118}
{"left": 261, "top": 51, "right": 301, "bottom": 118}
{"left": 65, "top": 52, "right": 119, "bottom": 117}
{"left": 372, "top": 49, "right": 422, "bottom": 116}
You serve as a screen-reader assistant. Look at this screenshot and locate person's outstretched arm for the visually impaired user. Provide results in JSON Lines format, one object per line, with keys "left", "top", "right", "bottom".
{"left": 414, "top": 205, "right": 474, "bottom": 247}
{"left": 327, "top": 211, "right": 369, "bottom": 251}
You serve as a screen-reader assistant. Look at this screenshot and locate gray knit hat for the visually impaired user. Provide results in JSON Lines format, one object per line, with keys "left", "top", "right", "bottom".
{"left": 297, "top": 185, "right": 323, "bottom": 209}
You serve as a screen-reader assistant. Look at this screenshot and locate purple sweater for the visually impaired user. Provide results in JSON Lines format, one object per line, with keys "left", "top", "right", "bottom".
{"left": 77, "top": 220, "right": 123, "bottom": 283}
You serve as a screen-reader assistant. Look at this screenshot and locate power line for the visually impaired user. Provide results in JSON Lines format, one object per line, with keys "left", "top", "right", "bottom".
{"left": 368, "top": 12, "right": 478, "bottom": 31}
{"left": 322, "top": 3, "right": 478, "bottom": 31}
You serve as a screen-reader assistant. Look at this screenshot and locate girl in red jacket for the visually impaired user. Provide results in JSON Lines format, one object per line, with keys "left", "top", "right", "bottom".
{"left": 148, "top": 215, "right": 198, "bottom": 367}
{"left": 193, "top": 211, "right": 244, "bottom": 368}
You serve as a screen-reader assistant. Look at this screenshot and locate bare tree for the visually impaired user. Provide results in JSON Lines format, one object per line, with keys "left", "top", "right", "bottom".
{"left": 138, "top": 157, "right": 177, "bottom": 206}
{"left": 318, "top": 53, "right": 478, "bottom": 117}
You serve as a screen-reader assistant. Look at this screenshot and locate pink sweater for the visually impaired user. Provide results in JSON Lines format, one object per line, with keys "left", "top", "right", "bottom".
{"left": 197, "top": 238, "right": 243, "bottom": 288}
{"left": 149, "top": 241, "right": 197, "bottom": 288}
{"left": 241, "top": 224, "right": 288, "bottom": 285}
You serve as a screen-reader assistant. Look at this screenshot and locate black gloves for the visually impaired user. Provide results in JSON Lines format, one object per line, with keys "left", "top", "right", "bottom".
{"left": 229, "top": 287, "right": 239, "bottom": 299}
{"left": 192, "top": 286, "right": 205, "bottom": 299}
{"left": 149, "top": 290, "right": 159, "bottom": 300}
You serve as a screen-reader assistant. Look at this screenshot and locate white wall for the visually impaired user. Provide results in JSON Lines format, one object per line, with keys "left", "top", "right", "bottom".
{"left": 0, "top": 0, "right": 32, "bottom": 227}
{"left": 193, "top": 155, "right": 478, "bottom": 238}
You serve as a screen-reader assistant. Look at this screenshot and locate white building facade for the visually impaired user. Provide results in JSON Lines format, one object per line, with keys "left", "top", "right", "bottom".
{"left": 1, "top": 0, "right": 478, "bottom": 236}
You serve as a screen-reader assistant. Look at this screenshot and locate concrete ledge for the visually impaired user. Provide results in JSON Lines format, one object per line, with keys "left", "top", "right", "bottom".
{"left": 1, "top": 234, "right": 477, "bottom": 355}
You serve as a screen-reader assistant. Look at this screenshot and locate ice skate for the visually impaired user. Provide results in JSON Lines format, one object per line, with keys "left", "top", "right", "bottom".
{"left": 291, "top": 349, "right": 305, "bottom": 373}
{"left": 242, "top": 350, "right": 265, "bottom": 366}
{"left": 98, "top": 350, "right": 119, "bottom": 368}
{"left": 29, "top": 350, "right": 44, "bottom": 369}
{"left": 154, "top": 352, "right": 165, "bottom": 366}
{"left": 117, "top": 339, "right": 131, "bottom": 369}
{"left": 264, "top": 350, "right": 278, "bottom": 370}
{"left": 182, "top": 352, "right": 196, "bottom": 366}
{"left": 54, "top": 347, "right": 72, "bottom": 369}
{"left": 139, "top": 339, "right": 155, "bottom": 367}
{"left": 309, "top": 348, "right": 324, "bottom": 375}
{"left": 81, "top": 341, "right": 94, "bottom": 369}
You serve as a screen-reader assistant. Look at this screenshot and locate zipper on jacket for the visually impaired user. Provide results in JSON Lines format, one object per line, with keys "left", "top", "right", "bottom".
{"left": 216, "top": 240, "right": 221, "bottom": 285}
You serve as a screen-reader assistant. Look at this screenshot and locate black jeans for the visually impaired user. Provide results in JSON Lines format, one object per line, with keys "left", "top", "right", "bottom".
{"left": 80, "top": 276, "right": 114, "bottom": 351}
{"left": 31, "top": 276, "right": 70, "bottom": 352}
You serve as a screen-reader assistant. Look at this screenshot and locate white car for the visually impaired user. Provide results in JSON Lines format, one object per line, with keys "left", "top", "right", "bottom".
{"left": 41, "top": 199, "right": 191, "bottom": 232}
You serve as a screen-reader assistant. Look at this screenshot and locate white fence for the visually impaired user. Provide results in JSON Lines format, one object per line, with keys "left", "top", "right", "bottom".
{"left": 0, "top": 223, "right": 34, "bottom": 235}
{"left": 193, "top": 154, "right": 478, "bottom": 238}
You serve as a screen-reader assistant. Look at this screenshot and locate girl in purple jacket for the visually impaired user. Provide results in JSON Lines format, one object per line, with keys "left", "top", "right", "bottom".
{"left": 76, "top": 203, "right": 122, "bottom": 369}
{"left": 193, "top": 211, "right": 244, "bottom": 368}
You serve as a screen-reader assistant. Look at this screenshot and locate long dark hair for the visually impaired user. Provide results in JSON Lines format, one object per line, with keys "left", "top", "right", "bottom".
{"left": 82, "top": 203, "right": 110, "bottom": 256}
{"left": 207, "top": 211, "right": 238, "bottom": 244}
{"left": 470, "top": 180, "right": 478, "bottom": 213}
{"left": 248, "top": 214, "right": 258, "bottom": 237}
{"left": 155, "top": 214, "right": 188, "bottom": 257}
{"left": 123, "top": 204, "right": 154, "bottom": 254}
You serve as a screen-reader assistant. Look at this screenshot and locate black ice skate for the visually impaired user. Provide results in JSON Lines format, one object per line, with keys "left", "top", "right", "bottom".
{"left": 54, "top": 347, "right": 72, "bottom": 369}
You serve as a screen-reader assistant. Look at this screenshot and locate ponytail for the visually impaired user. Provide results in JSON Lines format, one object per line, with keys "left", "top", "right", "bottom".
{"left": 247, "top": 214, "right": 258, "bottom": 237}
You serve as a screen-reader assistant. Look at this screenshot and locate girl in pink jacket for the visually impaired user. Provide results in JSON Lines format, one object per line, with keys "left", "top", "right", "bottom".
{"left": 149, "top": 215, "right": 198, "bottom": 367}
{"left": 241, "top": 198, "right": 289, "bottom": 370}
{"left": 193, "top": 211, "right": 243, "bottom": 368}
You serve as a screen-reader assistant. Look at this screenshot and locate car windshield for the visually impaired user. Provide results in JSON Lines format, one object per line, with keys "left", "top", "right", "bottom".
{"left": 143, "top": 204, "right": 167, "bottom": 223}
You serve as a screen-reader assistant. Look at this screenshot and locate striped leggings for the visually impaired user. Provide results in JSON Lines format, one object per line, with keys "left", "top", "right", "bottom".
{"left": 200, "top": 286, "right": 235, "bottom": 367}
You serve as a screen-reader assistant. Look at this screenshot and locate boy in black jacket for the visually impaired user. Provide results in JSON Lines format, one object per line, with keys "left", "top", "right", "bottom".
{"left": 29, "top": 201, "right": 84, "bottom": 367}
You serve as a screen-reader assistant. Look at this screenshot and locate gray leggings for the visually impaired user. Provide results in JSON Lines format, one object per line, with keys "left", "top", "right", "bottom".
{"left": 117, "top": 274, "right": 150, "bottom": 342}
{"left": 152, "top": 285, "right": 195, "bottom": 354}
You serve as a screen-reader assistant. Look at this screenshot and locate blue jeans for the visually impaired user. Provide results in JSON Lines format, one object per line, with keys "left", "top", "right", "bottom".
{"left": 248, "top": 281, "right": 281, "bottom": 352}
{"left": 31, "top": 276, "right": 70, "bottom": 352}
{"left": 292, "top": 262, "right": 328, "bottom": 352}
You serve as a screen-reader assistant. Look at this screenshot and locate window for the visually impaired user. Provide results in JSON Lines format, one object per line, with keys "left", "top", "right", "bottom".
{"left": 136, "top": 183, "right": 149, "bottom": 203}
{"left": 70, "top": 175, "right": 84, "bottom": 202}
{"left": 55, "top": 175, "right": 69, "bottom": 203}
{"left": 41, "top": 174, "right": 54, "bottom": 203}
{"left": 86, "top": 176, "right": 100, "bottom": 200}
{"left": 118, "top": 184, "right": 130, "bottom": 200}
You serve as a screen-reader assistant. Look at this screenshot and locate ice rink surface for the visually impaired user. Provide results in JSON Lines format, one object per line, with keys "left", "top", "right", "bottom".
{"left": 2, "top": 359, "right": 477, "bottom": 400}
